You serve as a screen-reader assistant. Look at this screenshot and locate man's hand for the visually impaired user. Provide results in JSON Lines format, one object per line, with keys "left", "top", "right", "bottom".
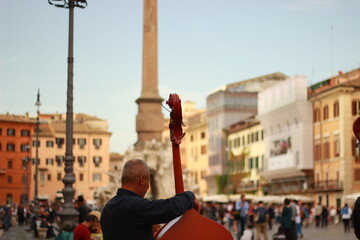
{"left": 193, "top": 198, "right": 201, "bottom": 212}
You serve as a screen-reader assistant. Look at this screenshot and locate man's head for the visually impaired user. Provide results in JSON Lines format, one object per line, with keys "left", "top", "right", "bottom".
{"left": 84, "top": 211, "right": 101, "bottom": 231}
{"left": 241, "top": 194, "right": 246, "bottom": 202}
{"left": 121, "top": 159, "right": 151, "bottom": 197}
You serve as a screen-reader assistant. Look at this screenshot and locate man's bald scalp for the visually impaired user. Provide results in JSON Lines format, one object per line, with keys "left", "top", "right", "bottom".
{"left": 121, "top": 159, "right": 150, "bottom": 184}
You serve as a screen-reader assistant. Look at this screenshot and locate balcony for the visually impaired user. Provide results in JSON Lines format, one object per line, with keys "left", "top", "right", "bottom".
{"left": 308, "top": 180, "right": 343, "bottom": 192}
{"left": 237, "top": 182, "right": 258, "bottom": 192}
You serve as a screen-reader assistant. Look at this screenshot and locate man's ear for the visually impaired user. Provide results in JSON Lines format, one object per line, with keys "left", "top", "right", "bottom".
{"left": 139, "top": 175, "right": 144, "bottom": 185}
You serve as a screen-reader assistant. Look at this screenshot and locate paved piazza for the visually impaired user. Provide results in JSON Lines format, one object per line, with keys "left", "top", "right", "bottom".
{"left": 1, "top": 221, "right": 358, "bottom": 240}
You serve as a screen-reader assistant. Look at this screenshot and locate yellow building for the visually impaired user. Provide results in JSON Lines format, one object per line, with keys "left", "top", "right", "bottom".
{"left": 308, "top": 69, "right": 360, "bottom": 207}
{"left": 225, "top": 116, "right": 264, "bottom": 195}
{"left": 161, "top": 100, "right": 208, "bottom": 196}
{"left": 183, "top": 110, "right": 209, "bottom": 196}
{"left": 30, "top": 113, "right": 111, "bottom": 202}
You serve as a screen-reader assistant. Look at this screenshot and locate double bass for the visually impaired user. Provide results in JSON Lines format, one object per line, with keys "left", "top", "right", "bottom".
{"left": 155, "top": 93, "right": 233, "bottom": 240}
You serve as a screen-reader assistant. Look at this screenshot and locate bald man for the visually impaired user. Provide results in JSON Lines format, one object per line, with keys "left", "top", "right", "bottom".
{"left": 100, "top": 159, "right": 200, "bottom": 240}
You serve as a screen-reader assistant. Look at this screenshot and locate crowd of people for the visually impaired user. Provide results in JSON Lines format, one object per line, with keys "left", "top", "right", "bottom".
{"left": 200, "top": 195, "right": 358, "bottom": 240}
{"left": 0, "top": 159, "right": 359, "bottom": 240}
{"left": 0, "top": 195, "right": 102, "bottom": 240}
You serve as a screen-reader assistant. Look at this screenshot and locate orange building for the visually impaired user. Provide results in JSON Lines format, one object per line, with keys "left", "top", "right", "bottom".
{"left": 0, "top": 114, "right": 35, "bottom": 204}
{"left": 308, "top": 68, "right": 360, "bottom": 207}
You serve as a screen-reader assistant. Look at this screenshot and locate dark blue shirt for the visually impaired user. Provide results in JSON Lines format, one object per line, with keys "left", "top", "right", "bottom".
{"left": 100, "top": 188, "right": 195, "bottom": 240}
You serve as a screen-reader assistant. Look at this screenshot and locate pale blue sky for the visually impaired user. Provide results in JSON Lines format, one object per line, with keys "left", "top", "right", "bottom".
{"left": 1, "top": 0, "right": 360, "bottom": 153}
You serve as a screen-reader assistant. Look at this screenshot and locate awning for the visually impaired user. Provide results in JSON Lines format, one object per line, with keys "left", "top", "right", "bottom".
{"left": 260, "top": 167, "right": 305, "bottom": 180}
{"left": 343, "top": 192, "right": 360, "bottom": 202}
{"left": 38, "top": 194, "right": 49, "bottom": 200}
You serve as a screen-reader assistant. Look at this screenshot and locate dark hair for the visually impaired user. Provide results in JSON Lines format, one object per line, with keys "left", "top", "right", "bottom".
{"left": 77, "top": 195, "right": 85, "bottom": 203}
{"left": 85, "top": 214, "right": 99, "bottom": 222}
{"left": 284, "top": 198, "right": 290, "bottom": 205}
{"left": 247, "top": 224, "right": 253, "bottom": 229}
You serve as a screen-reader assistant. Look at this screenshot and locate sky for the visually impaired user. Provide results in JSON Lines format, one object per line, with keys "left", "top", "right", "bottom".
{"left": 1, "top": 0, "right": 360, "bottom": 153}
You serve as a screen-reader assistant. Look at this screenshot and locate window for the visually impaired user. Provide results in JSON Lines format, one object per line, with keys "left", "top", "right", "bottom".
{"left": 56, "top": 156, "right": 63, "bottom": 167}
{"left": 261, "top": 130, "right": 264, "bottom": 140}
{"left": 46, "top": 141, "right": 54, "bottom": 148}
{"left": 78, "top": 156, "right": 86, "bottom": 167}
{"left": 56, "top": 138, "right": 64, "bottom": 148}
{"left": 32, "top": 158, "right": 40, "bottom": 165}
{"left": 47, "top": 174, "right": 51, "bottom": 181}
{"left": 7, "top": 143, "right": 15, "bottom": 151}
{"left": 78, "top": 138, "right": 86, "bottom": 149}
{"left": 8, "top": 160, "right": 13, "bottom": 169}
{"left": 40, "top": 172, "right": 46, "bottom": 183}
{"left": 334, "top": 101, "right": 339, "bottom": 117}
{"left": 190, "top": 135, "right": 194, "bottom": 142}
{"left": 93, "top": 173, "right": 102, "bottom": 182}
{"left": 314, "top": 144, "right": 321, "bottom": 161}
{"left": 46, "top": 158, "right": 54, "bottom": 165}
{"left": 323, "top": 142, "right": 330, "bottom": 159}
{"left": 93, "top": 156, "right": 102, "bottom": 167}
{"left": 32, "top": 140, "right": 40, "bottom": 147}
{"left": 21, "top": 130, "right": 30, "bottom": 136}
{"left": 352, "top": 100, "right": 360, "bottom": 116}
{"left": 57, "top": 173, "right": 62, "bottom": 181}
{"left": 0, "top": 128, "right": 2, "bottom": 135}
{"left": 249, "top": 158, "right": 253, "bottom": 169}
{"left": 22, "top": 176, "right": 27, "bottom": 184}
{"left": 8, "top": 176, "right": 12, "bottom": 184}
{"left": 79, "top": 173, "right": 84, "bottom": 181}
{"left": 93, "top": 139, "right": 102, "bottom": 149}
{"left": 201, "top": 132, "right": 206, "bottom": 139}
{"left": 355, "top": 169, "right": 360, "bottom": 181}
{"left": 255, "top": 157, "right": 259, "bottom": 169}
{"left": 314, "top": 108, "right": 321, "bottom": 122}
{"left": 21, "top": 144, "right": 30, "bottom": 152}
{"left": 7, "top": 128, "right": 15, "bottom": 136}
{"left": 334, "top": 139, "right": 340, "bottom": 157}
{"left": 323, "top": 105, "right": 329, "bottom": 120}
{"left": 201, "top": 145, "right": 207, "bottom": 155}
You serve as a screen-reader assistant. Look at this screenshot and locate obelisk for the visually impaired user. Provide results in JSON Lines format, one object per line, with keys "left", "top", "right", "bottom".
{"left": 136, "top": 0, "right": 164, "bottom": 146}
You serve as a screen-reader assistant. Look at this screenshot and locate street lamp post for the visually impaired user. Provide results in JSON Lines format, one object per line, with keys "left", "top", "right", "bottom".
{"left": 48, "top": 0, "right": 87, "bottom": 225}
{"left": 34, "top": 89, "right": 41, "bottom": 211}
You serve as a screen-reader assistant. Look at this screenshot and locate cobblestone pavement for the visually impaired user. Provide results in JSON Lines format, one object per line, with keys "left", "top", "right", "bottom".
{"left": 0, "top": 222, "right": 358, "bottom": 240}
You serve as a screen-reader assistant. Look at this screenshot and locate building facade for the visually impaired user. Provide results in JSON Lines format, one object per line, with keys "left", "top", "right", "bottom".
{"left": 206, "top": 72, "right": 287, "bottom": 194}
{"left": 258, "top": 75, "right": 313, "bottom": 196}
{"left": 225, "top": 117, "right": 264, "bottom": 195}
{"left": 308, "top": 69, "right": 360, "bottom": 207}
{"left": 29, "top": 113, "right": 112, "bottom": 202}
{"left": 0, "top": 114, "right": 35, "bottom": 204}
{"left": 183, "top": 110, "right": 209, "bottom": 197}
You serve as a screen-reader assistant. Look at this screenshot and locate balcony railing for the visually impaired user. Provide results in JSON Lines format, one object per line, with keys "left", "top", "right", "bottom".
{"left": 308, "top": 180, "right": 343, "bottom": 192}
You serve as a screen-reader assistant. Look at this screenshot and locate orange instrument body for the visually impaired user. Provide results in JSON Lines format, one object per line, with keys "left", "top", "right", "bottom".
{"left": 155, "top": 93, "right": 233, "bottom": 240}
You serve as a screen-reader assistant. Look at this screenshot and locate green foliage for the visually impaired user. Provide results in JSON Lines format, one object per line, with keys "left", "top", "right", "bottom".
{"left": 215, "top": 174, "right": 228, "bottom": 194}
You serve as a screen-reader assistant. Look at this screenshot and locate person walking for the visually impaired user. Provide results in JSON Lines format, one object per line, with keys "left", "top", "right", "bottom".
{"left": 235, "top": 194, "right": 249, "bottom": 240}
{"left": 314, "top": 202, "right": 322, "bottom": 228}
{"left": 280, "top": 199, "right": 292, "bottom": 240}
{"left": 321, "top": 205, "right": 329, "bottom": 228}
{"left": 267, "top": 203, "right": 275, "bottom": 230}
{"left": 340, "top": 203, "right": 352, "bottom": 233}
{"left": 254, "top": 201, "right": 268, "bottom": 240}
{"left": 100, "top": 159, "right": 200, "bottom": 240}
{"left": 76, "top": 195, "right": 92, "bottom": 224}
{"left": 295, "top": 201, "right": 303, "bottom": 239}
